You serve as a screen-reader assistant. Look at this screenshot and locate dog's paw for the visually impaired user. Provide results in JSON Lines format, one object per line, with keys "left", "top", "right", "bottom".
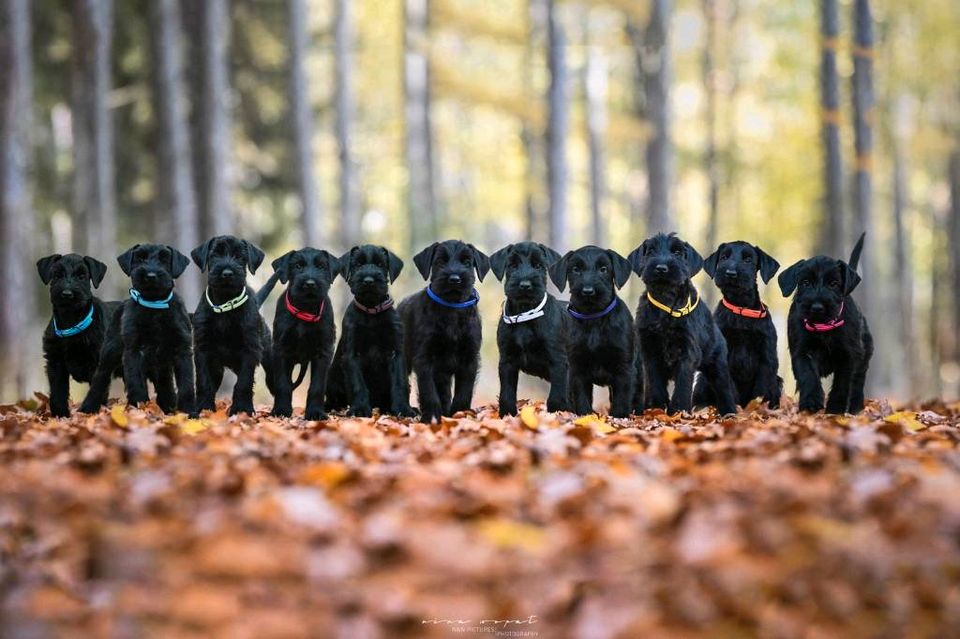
{"left": 393, "top": 405, "right": 418, "bottom": 418}
{"left": 78, "top": 399, "right": 101, "bottom": 414}
{"left": 304, "top": 407, "right": 328, "bottom": 421}
{"left": 545, "top": 398, "right": 566, "bottom": 413}
{"left": 229, "top": 402, "right": 255, "bottom": 417}
{"left": 349, "top": 404, "right": 372, "bottom": 418}
{"left": 419, "top": 404, "right": 441, "bottom": 424}
{"left": 498, "top": 402, "right": 518, "bottom": 417}
{"left": 271, "top": 404, "right": 293, "bottom": 418}
{"left": 798, "top": 400, "right": 823, "bottom": 413}
{"left": 197, "top": 399, "right": 217, "bottom": 412}
{"left": 49, "top": 403, "right": 71, "bottom": 418}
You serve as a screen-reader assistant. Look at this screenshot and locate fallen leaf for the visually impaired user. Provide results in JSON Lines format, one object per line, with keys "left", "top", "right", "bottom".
{"left": 884, "top": 411, "right": 926, "bottom": 432}
{"left": 181, "top": 419, "right": 208, "bottom": 435}
{"left": 110, "top": 404, "right": 129, "bottom": 428}
{"left": 520, "top": 405, "right": 539, "bottom": 430}
{"left": 574, "top": 414, "right": 616, "bottom": 434}
{"left": 476, "top": 518, "right": 546, "bottom": 552}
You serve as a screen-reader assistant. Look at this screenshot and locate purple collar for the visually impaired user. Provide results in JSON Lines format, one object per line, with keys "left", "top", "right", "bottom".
{"left": 567, "top": 297, "right": 618, "bottom": 321}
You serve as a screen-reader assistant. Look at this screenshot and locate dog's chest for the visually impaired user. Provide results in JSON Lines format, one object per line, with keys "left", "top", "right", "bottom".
{"left": 639, "top": 314, "right": 694, "bottom": 367}
{"left": 500, "top": 322, "right": 551, "bottom": 376}
{"left": 46, "top": 327, "right": 102, "bottom": 381}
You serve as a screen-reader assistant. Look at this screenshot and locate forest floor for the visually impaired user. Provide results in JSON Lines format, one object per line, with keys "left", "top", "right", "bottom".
{"left": 1, "top": 397, "right": 959, "bottom": 638}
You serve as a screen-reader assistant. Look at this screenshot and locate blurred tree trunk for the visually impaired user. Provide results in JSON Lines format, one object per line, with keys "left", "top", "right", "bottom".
{"left": 404, "top": 0, "right": 437, "bottom": 253}
{"left": 950, "top": 150, "right": 960, "bottom": 396}
{"left": 149, "top": 0, "right": 200, "bottom": 306}
{"left": 522, "top": 0, "right": 544, "bottom": 242}
{"left": 335, "top": 0, "right": 359, "bottom": 251}
{"left": 195, "top": 0, "right": 233, "bottom": 239}
{"left": 702, "top": 0, "right": 719, "bottom": 302}
{"left": 0, "top": 0, "right": 36, "bottom": 398}
{"left": 890, "top": 118, "right": 914, "bottom": 396}
{"left": 288, "top": 0, "right": 321, "bottom": 248}
{"left": 545, "top": 0, "right": 568, "bottom": 252}
{"left": 818, "top": 0, "right": 844, "bottom": 257}
{"left": 71, "top": 0, "right": 116, "bottom": 293}
{"left": 584, "top": 11, "right": 607, "bottom": 248}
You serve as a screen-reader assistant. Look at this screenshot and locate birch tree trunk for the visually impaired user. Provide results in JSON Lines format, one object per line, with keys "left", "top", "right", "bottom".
{"left": 819, "top": 0, "right": 844, "bottom": 257}
{"left": 584, "top": 10, "right": 607, "bottom": 248}
{"left": 288, "top": 0, "right": 321, "bottom": 248}
{"left": 545, "top": 0, "right": 569, "bottom": 252}
{"left": 335, "top": 0, "right": 359, "bottom": 251}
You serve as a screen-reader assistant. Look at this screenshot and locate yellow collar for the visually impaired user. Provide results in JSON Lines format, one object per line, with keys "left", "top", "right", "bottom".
{"left": 646, "top": 290, "right": 700, "bottom": 317}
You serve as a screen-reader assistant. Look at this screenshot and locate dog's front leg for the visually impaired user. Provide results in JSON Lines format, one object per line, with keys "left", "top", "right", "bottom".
{"left": 451, "top": 357, "right": 478, "bottom": 415}
{"left": 341, "top": 326, "right": 371, "bottom": 417}
{"left": 608, "top": 361, "right": 635, "bottom": 418}
{"left": 154, "top": 368, "right": 176, "bottom": 413}
{"left": 305, "top": 355, "right": 331, "bottom": 421}
{"left": 47, "top": 358, "right": 71, "bottom": 418}
{"left": 568, "top": 368, "right": 593, "bottom": 415}
{"left": 497, "top": 358, "right": 520, "bottom": 416}
{"left": 194, "top": 351, "right": 217, "bottom": 412}
{"left": 792, "top": 354, "right": 824, "bottom": 412}
{"left": 642, "top": 357, "right": 670, "bottom": 410}
{"left": 413, "top": 358, "right": 441, "bottom": 423}
{"left": 123, "top": 347, "right": 149, "bottom": 406}
{"left": 545, "top": 356, "right": 568, "bottom": 413}
{"left": 229, "top": 352, "right": 258, "bottom": 416}
{"left": 79, "top": 338, "right": 122, "bottom": 413}
{"left": 825, "top": 360, "right": 854, "bottom": 415}
{"left": 172, "top": 348, "right": 197, "bottom": 417}
{"left": 388, "top": 353, "right": 416, "bottom": 417}
{"left": 753, "top": 348, "right": 781, "bottom": 409}
{"left": 271, "top": 355, "right": 295, "bottom": 417}
{"left": 668, "top": 361, "right": 695, "bottom": 415}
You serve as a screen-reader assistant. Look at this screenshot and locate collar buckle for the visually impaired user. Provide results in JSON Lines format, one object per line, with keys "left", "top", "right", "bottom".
{"left": 502, "top": 293, "right": 549, "bottom": 324}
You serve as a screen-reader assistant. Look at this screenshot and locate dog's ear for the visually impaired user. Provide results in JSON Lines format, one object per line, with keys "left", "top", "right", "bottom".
{"left": 243, "top": 241, "right": 265, "bottom": 274}
{"left": 777, "top": 259, "right": 805, "bottom": 297}
{"left": 338, "top": 247, "right": 356, "bottom": 281}
{"left": 116, "top": 245, "right": 140, "bottom": 276}
{"left": 83, "top": 256, "right": 108, "bottom": 288}
{"left": 684, "top": 242, "right": 704, "bottom": 277}
{"left": 384, "top": 248, "right": 404, "bottom": 282}
{"left": 754, "top": 245, "right": 780, "bottom": 284}
{"left": 271, "top": 251, "right": 295, "bottom": 284}
{"left": 538, "top": 244, "right": 563, "bottom": 268}
{"left": 168, "top": 247, "right": 191, "bottom": 279}
{"left": 548, "top": 251, "right": 572, "bottom": 292}
{"left": 468, "top": 244, "right": 490, "bottom": 282}
{"left": 36, "top": 254, "right": 62, "bottom": 285}
{"left": 607, "top": 250, "right": 632, "bottom": 289}
{"left": 190, "top": 238, "right": 214, "bottom": 272}
{"left": 627, "top": 241, "right": 646, "bottom": 276}
{"left": 412, "top": 243, "right": 437, "bottom": 280}
{"left": 488, "top": 245, "right": 513, "bottom": 282}
{"left": 321, "top": 250, "right": 342, "bottom": 278}
{"left": 839, "top": 259, "right": 862, "bottom": 295}
{"left": 703, "top": 244, "right": 723, "bottom": 279}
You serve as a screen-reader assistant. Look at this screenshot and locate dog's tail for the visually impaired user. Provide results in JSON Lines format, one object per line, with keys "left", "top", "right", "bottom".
{"left": 290, "top": 364, "right": 308, "bottom": 391}
{"left": 848, "top": 232, "right": 866, "bottom": 272}
{"left": 256, "top": 272, "right": 281, "bottom": 307}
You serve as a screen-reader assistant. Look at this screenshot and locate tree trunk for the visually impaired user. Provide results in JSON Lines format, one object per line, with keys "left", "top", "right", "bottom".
{"left": 0, "top": 0, "right": 36, "bottom": 399}
{"left": 404, "top": 0, "right": 438, "bottom": 253}
{"left": 950, "top": 150, "right": 960, "bottom": 397}
{"left": 702, "top": 0, "right": 719, "bottom": 303}
{"left": 335, "top": 0, "right": 359, "bottom": 252}
{"left": 890, "top": 121, "right": 914, "bottom": 396}
{"left": 545, "top": 0, "right": 568, "bottom": 252}
{"left": 288, "top": 0, "right": 321, "bottom": 248}
{"left": 522, "top": 0, "right": 544, "bottom": 243}
{"left": 818, "top": 0, "right": 844, "bottom": 257}
{"left": 71, "top": 0, "right": 117, "bottom": 294}
{"left": 584, "top": 11, "right": 607, "bottom": 248}
{"left": 149, "top": 0, "right": 200, "bottom": 306}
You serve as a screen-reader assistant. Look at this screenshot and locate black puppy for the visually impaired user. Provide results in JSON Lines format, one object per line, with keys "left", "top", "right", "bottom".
{"left": 325, "top": 244, "right": 414, "bottom": 417}
{"left": 777, "top": 233, "right": 872, "bottom": 414}
{"left": 694, "top": 241, "right": 782, "bottom": 408}
{"left": 37, "top": 254, "right": 120, "bottom": 417}
{"left": 489, "top": 242, "right": 567, "bottom": 415}
{"left": 549, "top": 245, "right": 634, "bottom": 418}
{"left": 79, "top": 244, "right": 196, "bottom": 416}
{"left": 629, "top": 233, "right": 736, "bottom": 415}
{"left": 398, "top": 240, "right": 489, "bottom": 423}
{"left": 259, "top": 248, "right": 340, "bottom": 420}
{"left": 190, "top": 235, "right": 275, "bottom": 416}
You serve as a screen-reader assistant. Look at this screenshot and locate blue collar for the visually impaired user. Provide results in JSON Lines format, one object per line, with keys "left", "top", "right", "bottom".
{"left": 568, "top": 297, "right": 618, "bottom": 321}
{"left": 130, "top": 288, "right": 174, "bottom": 309}
{"left": 425, "top": 285, "right": 479, "bottom": 309}
{"left": 53, "top": 305, "right": 95, "bottom": 338}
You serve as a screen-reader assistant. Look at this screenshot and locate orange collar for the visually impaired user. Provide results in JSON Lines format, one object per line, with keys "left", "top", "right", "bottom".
{"left": 721, "top": 297, "right": 768, "bottom": 319}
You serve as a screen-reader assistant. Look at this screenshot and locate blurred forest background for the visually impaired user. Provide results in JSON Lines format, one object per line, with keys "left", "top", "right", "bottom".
{"left": 0, "top": 0, "right": 958, "bottom": 405}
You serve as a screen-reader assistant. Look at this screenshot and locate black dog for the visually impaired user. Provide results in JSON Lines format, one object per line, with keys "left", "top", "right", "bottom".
{"left": 79, "top": 244, "right": 196, "bottom": 416}
{"left": 190, "top": 235, "right": 275, "bottom": 416}
{"left": 489, "top": 242, "right": 567, "bottom": 415}
{"left": 398, "top": 240, "right": 489, "bottom": 423}
{"left": 629, "top": 233, "right": 736, "bottom": 415}
{"left": 258, "top": 248, "right": 340, "bottom": 420}
{"left": 549, "top": 245, "right": 634, "bottom": 418}
{"left": 777, "top": 233, "right": 872, "bottom": 414}
{"left": 37, "top": 254, "right": 120, "bottom": 417}
{"left": 694, "top": 241, "right": 782, "bottom": 408}
{"left": 325, "top": 244, "right": 414, "bottom": 417}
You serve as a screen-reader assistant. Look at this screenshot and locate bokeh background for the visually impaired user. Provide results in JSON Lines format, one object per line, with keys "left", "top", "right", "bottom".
{"left": 0, "top": 0, "right": 958, "bottom": 406}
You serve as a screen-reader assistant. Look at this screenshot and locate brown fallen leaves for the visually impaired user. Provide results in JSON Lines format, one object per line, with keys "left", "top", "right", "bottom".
{"left": 2, "top": 397, "right": 960, "bottom": 638}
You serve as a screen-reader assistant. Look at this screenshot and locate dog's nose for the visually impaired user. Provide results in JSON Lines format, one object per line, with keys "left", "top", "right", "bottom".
{"left": 448, "top": 274, "right": 461, "bottom": 284}
{"left": 304, "top": 279, "right": 317, "bottom": 288}
{"left": 519, "top": 280, "right": 532, "bottom": 291}
{"left": 60, "top": 290, "right": 74, "bottom": 299}
{"left": 811, "top": 302, "right": 825, "bottom": 314}
{"left": 581, "top": 286, "right": 595, "bottom": 297}
{"left": 725, "top": 269, "right": 737, "bottom": 278}
{"left": 362, "top": 275, "right": 375, "bottom": 285}
{"left": 145, "top": 271, "right": 157, "bottom": 280}
{"left": 220, "top": 268, "right": 234, "bottom": 278}
{"left": 655, "top": 264, "right": 669, "bottom": 274}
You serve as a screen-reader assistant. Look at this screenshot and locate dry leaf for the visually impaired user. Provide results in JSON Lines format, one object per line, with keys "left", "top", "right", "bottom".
{"left": 520, "top": 404, "right": 539, "bottom": 430}
{"left": 110, "top": 404, "right": 129, "bottom": 428}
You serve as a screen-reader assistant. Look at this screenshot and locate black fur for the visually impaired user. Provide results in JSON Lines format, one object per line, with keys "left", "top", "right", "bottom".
{"left": 398, "top": 240, "right": 489, "bottom": 423}
{"left": 628, "top": 233, "right": 736, "bottom": 415}
{"left": 325, "top": 244, "right": 414, "bottom": 417}
{"left": 37, "top": 254, "right": 120, "bottom": 417}
{"left": 260, "top": 247, "right": 340, "bottom": 420}
{"left": 190, "top": 235, "right": 274, "bottom": 416}
{"left": 490, "top": 242, "right": 568, "bottom": 415}
{"left": 79, "top": 244, "right": 196, "bottom": 416}
{"left": 694, "top": 241, "right": 782, "bottom": 408}
{"left": 778, "top": 233, "right": 873, "bottom": 414}
{"left": 549, "top": 245, "right": 634, "bottom": 418}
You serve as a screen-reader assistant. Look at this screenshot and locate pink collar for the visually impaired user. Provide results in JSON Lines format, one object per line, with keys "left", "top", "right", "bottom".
{"left": 354, "top": 297, "right": 394, "bottom": 315}
{"left": 803, "top": 301, "right": 845, "bottom": 332}
{"left": 285, "top": 292, "right": 324, "bottom": 322}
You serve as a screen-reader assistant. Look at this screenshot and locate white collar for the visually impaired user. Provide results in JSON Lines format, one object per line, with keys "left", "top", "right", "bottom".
{"left": 502, "top": 293, "right": 548, "bottom": 324}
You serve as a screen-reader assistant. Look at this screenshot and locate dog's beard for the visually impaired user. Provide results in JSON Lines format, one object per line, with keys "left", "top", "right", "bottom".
{"left": 432, "top": 276, "right": 473, "bottom": 302}
{"left": 351, "top": 280, "right": 389, "bottom": 305}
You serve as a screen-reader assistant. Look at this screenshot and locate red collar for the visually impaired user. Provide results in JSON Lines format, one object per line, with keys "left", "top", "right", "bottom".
{"left": 354, "top": 297, "right": 394, "bottom": 315}
{"left": 721, "top": 297, "right": 768, "bottom": 319}
{"left": 285, "top": 291, "right": 324, "bottom": 322}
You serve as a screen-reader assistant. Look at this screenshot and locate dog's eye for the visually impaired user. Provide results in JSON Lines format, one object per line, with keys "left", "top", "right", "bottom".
{"left": 722, "top": 251, "right": 731, "bottom": 259}
{"left": 800, "top": 279, "right": 811, "bottom": 288}
{"left": 294, "top": 262, "right": 304, "bottom": 271}
{"left": 571, "top": 266, "right": 581, "bottom": 275}
{"left": 461, "top": 257, "right": 471, "bottom": 266}
{"left": 829, "top": 280, "right": 840, "bottom": 289}
{"left": 598, "top": 265, "right": 608, "bottom": 274}
{"left": 672, "top": 248, "right": 684, "bottom": 257}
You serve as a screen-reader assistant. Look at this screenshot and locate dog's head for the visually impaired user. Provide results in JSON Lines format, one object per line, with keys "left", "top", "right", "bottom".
{"left": 37, "top": 253, "right": 107, "bottom": 310}
{"left": 549, "top": 245, "right": 631, "bottom": 309}
{"left": 778, "top": 255, "right": 860, "bottom": 323}
{"left": 117, "top": 244, "right": 191, "bottom": 297}
{"left": 489, "top": 242, "right": 562, "bottom": 304}
{"left": 703, "top": 241, "right": 780, "bottom": 293}
{"left": 413, "top": 240, "right": 489, "bottom": 301}
{"left": 339, "top": 244, "right": 403, "bottom": 304}
{"left": 271, "top": 247, "right": 341, "bottom": 302}
{"left": 627, "top": 233, "right": 703, "bottom": 289}
{"left": 191, "top": 235, "right": 265, "bottom": 295}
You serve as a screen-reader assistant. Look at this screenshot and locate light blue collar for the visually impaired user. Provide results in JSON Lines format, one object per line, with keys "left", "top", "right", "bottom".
{"left": 130, "top": 288, "right": 174, "bottom": 309}
{"left": 53, "top": 305, "right": 95, "bottom": 338}
{"left": 425, "top": 285, "right": 479, "bottom": 309}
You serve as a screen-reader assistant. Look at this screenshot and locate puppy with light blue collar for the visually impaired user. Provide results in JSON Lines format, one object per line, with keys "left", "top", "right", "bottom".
{"left": 80, "top": 244, "right": 197, "bottom": 416}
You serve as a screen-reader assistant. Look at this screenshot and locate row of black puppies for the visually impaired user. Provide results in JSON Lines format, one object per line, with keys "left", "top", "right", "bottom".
{"left": 37, "top": 233, "right": 871, "bottom": 421}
